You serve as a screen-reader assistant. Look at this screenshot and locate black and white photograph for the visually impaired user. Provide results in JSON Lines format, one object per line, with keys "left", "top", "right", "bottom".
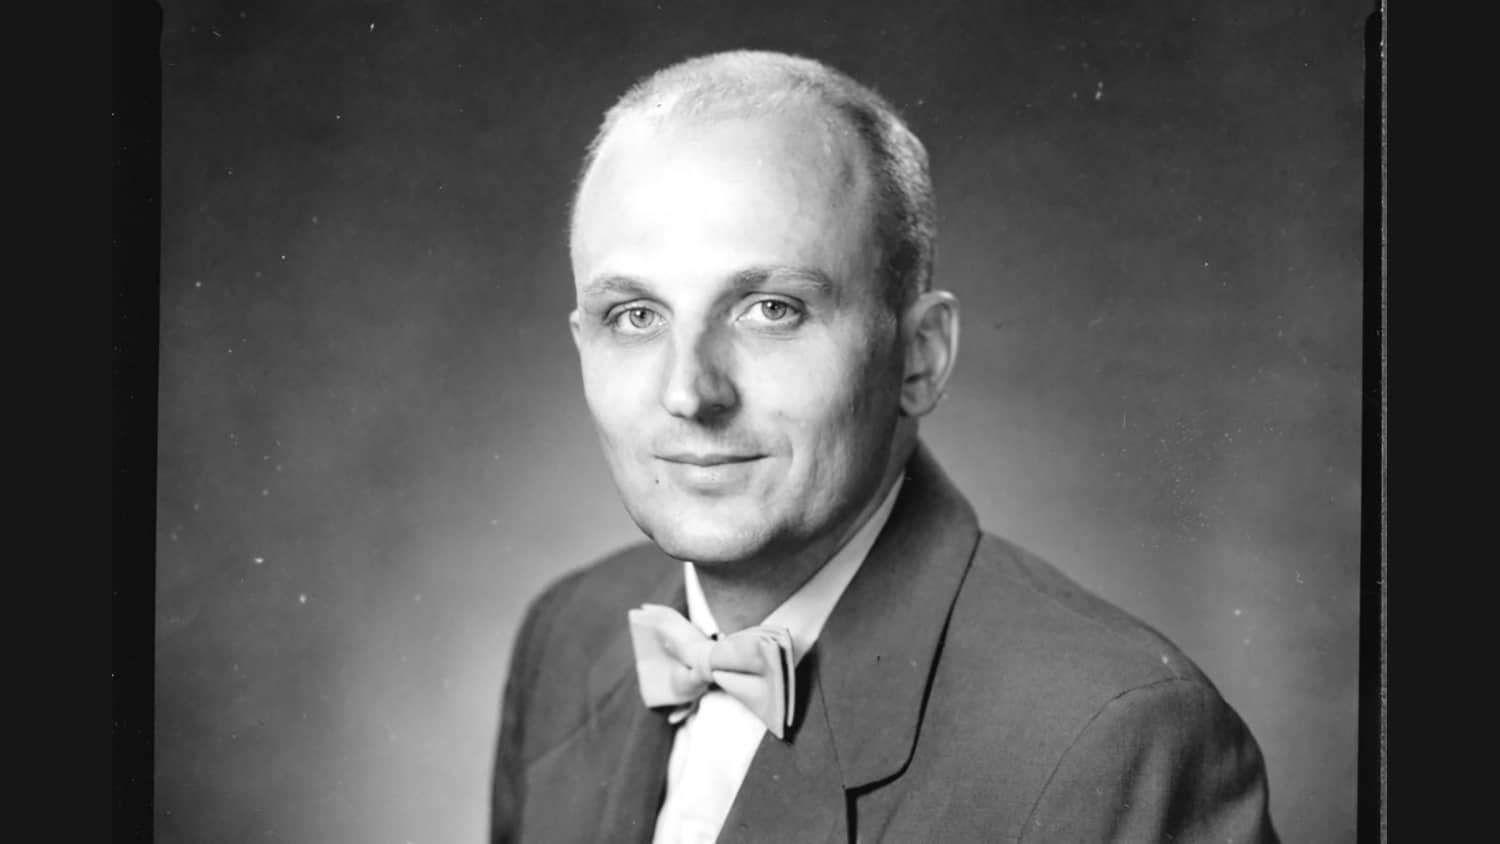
{"left": 129, "top": 0, "right": 1380, "bottom": 841}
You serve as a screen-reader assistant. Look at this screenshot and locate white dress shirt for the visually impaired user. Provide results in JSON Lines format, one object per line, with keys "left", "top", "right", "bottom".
{"left": 649, "top": 477, "right": 906, "bottom": 844}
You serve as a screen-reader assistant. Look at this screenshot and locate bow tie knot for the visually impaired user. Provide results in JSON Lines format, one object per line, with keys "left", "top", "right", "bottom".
{"left": 628, "top": 603, "right": 797, "bottom": 739}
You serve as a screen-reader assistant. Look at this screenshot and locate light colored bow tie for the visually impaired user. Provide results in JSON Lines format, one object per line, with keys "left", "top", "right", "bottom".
{"left": 627, "top": 603, "right": 797, "bottom": 739}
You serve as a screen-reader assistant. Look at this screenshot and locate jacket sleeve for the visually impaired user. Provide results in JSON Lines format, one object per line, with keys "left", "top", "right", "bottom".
{"left": 1019, "top": 678, "right": 1279, "bottom": 843}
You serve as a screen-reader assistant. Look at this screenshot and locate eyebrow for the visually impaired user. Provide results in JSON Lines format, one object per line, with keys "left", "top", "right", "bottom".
{"left": 728, "top": 265, "right": 838, "bottom": 298}
{"left": 579, "top": 274, "right": 653, "bottom": 301}
{"left": 581, "top": 265, "right": 836, "bottom": 299}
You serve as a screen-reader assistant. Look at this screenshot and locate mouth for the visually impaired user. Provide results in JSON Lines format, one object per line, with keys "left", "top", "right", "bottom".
{"left": 657, "top": 452, "right": 766, "bottom": 467}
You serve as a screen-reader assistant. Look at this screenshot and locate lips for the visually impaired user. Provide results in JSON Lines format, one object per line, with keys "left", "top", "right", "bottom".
{"left": 657, "top": 452, "right": 765, "bottom": 467}
{"left": 652, "top": 451, "right": 767, "bottom": 494}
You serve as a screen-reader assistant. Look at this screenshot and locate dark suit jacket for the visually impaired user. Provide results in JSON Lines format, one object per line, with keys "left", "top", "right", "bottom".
{"left": 491, "top": 444, "right": 1278, "bottom": 843}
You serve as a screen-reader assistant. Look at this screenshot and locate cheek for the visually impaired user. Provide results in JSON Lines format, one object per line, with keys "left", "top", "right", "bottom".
{"left": 752, "top": 340, "right": 894, "bottom": 448}
{"left": 744, "top": 349, "right": 840, "bottom": 423}
{"left": 810, "top": 348, "right": 902, "bottom": 471}
{"left": 580, "top": 355, "right": 649, "bottom": 444}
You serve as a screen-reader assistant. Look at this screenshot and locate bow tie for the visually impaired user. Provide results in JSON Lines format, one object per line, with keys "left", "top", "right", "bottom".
{"left": 627, "top": 603, "right": 797, "bottom": 739}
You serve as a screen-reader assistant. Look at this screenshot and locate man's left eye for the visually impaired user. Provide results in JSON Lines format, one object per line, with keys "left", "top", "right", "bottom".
{"left": 759, "top": 301, "right": 792, "bottom": 321}
{"left": 744, "top": 299, "right": 802, "bottom": 325}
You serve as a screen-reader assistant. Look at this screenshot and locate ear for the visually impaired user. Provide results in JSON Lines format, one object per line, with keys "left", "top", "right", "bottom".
{"left": 568, "top": 308, "right": 583, "bottom": 349}
{"left": 899, "top": 290, "right": 960, "bottom": 417}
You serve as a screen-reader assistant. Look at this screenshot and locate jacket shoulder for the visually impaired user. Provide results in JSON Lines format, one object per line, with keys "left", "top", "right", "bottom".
{"left": 960, "top": 532, "right": 1212, "bottom": 692}
{"left": 989, "top": 543, "right": 1280, "bottom": 842}
{"left": 909, "top": 534, "right": 1273, "bottom": 840}
{"left": 928, "top": 532, "right": 1229, "bottom": 779}
{"left": 498, "top": 542, "right": 677, "bottom": 762}
{"left": 517, "top": 541, "right": 679, "bottom": 667}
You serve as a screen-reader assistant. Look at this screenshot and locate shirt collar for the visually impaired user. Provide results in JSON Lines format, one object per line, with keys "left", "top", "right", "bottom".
{"left": 683, "top": 475, "right": 906, "bottom": 664}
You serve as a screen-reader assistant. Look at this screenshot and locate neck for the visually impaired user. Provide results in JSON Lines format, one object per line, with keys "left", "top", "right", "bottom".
{"left": 696, "top": 436, "right": 914, "bottom": 633}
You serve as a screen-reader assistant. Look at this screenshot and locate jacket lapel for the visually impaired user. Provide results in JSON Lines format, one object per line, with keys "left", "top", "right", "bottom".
{"left": 817, "top": 442, "right": 981, "bottom": 789}
{"left": 715, "top": 443, "right": 982, "bottom": 841}
{"left": 593, "top": 563, "right": 687, "bottom": 843}
{"left": 714, "top": 647, "right": 848, "bottom": 844}
{"left": 589, "top": 667, "right": 677, "bottom": 843}
{"left": 522, "top": 554, "right": 685, "bottom": 844}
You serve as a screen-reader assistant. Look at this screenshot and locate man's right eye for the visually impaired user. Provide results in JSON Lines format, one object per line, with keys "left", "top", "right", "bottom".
{"left": 611, "top": 306, "right": 663, "bottom": 333}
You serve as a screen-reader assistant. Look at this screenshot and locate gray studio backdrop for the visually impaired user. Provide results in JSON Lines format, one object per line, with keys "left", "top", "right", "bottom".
{"left": 155, "top": 1, "right": 1368, "bottom": 841}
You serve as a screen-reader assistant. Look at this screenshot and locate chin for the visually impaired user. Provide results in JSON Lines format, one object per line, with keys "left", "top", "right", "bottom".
{"left": 630, "top": 506, "right": 775, "bottom": 565}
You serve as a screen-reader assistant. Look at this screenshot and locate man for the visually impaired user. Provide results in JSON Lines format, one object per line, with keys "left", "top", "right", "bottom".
{"left": 491, "top": 50, "right": 1277, "bottom": 843}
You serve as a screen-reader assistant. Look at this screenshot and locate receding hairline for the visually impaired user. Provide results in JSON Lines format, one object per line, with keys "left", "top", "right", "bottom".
{"left": 573, "top": 98, "right": 872, "bottom": 227}
{"left": 572, "top": 58, "right": 872, "bottom": 227}
{"left": 570, "top": 50, "right": 937, "bottom": 309}
{"left": 586, "top": 51, "right": 872, "bottom": 150}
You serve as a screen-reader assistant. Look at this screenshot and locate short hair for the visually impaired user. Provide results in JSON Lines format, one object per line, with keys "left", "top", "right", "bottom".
{"left": 572, "top": 50, "right": 936, "bottom": 312}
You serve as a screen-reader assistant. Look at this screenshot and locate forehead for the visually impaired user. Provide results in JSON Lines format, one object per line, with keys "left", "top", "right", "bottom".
{"left": 570, "top": 106, "right": 878, "bottom": 292}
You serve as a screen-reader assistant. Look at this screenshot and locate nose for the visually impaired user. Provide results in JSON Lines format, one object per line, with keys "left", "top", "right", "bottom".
{"left": 659, "top": 324, "right": 738, "bottom": 422}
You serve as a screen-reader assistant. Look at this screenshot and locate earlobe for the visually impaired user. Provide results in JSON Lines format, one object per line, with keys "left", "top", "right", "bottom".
{"left": 900, "top": 291, "right": 960, "bottom": 418}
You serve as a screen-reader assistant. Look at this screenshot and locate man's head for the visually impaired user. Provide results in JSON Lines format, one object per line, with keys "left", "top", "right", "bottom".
{"left": 572, "top": 50, "right": 937, "bottom": 313}
{"left": 568, "top": 50, "right": 959, "bottom": 571}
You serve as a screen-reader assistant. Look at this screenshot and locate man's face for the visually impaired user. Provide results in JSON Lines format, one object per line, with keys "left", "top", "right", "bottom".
{"left": 569, "top": 107, "right": 907, "bottom": 568}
